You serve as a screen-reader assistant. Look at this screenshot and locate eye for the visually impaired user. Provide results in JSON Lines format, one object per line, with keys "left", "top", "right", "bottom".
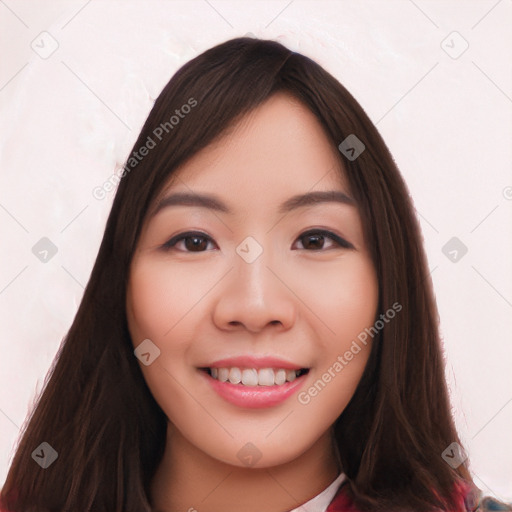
{"left": 160, "top": 229, "right": 353, "bottom": 253}
{"left": 293, "top": 229, "right": 354, "bottom": 251}
{"left": 161, "top": 231, "right": 216, "bottom": 252}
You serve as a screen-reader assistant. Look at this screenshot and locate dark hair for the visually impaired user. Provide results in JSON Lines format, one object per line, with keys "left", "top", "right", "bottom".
{"left": 1, "top": 36, "right": 474, "bottom": 511}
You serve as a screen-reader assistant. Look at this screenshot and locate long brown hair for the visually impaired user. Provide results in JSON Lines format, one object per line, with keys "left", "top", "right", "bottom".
{"left": 1, "top": 37, "right": 473, "bottom": 512}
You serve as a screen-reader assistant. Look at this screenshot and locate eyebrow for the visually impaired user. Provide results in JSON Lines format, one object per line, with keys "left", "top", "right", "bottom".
{"left": 151, "top": 189, "right": 356, "bottom": 218}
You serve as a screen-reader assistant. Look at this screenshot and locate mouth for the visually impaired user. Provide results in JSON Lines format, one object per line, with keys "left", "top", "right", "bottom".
{"left": 199, "top": 367, "right": 310, "bottom": 386}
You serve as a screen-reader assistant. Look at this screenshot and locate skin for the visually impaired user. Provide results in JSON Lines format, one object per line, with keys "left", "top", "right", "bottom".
{"left": 126, "top": 92, "right": 379, "bottom": 512}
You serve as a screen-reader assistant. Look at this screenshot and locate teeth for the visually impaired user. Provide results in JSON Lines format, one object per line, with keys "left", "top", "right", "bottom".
{"left": 218, "top": 368, "right": 229, "bottom": 382}
{"left": 229, "top": 367, "right": 242, "bottom": 384}
{"left": 242, "top": 369, "right": 258, "bottom": 386}
{"left": 207, "top": 367, "right": 305, "bottom": 386}
{"left": 286, "top": 369, "right": 296, "bottom": 382}
{"left": 258, "top": 368, "right": 274, "bottom": 386}
{"left": 275, "top": 369, "right": 286, "bottom": 385}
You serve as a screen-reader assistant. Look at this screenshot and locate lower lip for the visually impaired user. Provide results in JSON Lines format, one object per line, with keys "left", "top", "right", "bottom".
{"left": 198, "top": 369, "right": 308, "bottom": 409}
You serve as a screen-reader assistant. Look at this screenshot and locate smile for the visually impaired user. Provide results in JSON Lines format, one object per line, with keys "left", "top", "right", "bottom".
{"left": 198, "top": 367, "right": 310, "bottom": 409}
{"left": 200, "top": 367, "right": 309, "bottom": 386}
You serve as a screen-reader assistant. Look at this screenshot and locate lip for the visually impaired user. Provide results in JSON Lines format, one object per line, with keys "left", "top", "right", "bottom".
{"left": 200, "top": 355, "right": 307, "bottom": 370}
{"left": 198, "top": 368, "right": 309, "bottom": 409}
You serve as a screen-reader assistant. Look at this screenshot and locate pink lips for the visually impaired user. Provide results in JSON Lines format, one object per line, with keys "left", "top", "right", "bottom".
{"left": 199, "top": 369, "right": 308, "bottom": 408}
{"left": 203, "top": 355, "right": 306, "bottom": 370}
{"left": 197, "top": 355, "right": 310, "bottom": 409}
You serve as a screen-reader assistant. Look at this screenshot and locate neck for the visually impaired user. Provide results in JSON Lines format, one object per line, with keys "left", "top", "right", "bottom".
{"left": 150, "top": 422, "right": 342, "bottom": 512}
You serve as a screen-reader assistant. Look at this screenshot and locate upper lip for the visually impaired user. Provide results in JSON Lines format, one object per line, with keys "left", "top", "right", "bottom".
{"left": 199, "top": 356, "right": 308, "bottom": 370}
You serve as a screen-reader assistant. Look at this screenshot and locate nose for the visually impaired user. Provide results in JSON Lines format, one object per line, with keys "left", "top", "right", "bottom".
{"left": 212, "top": 243, "right": 297, "bottom": 333}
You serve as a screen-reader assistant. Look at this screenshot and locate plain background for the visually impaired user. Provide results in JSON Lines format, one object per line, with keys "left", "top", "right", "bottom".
{"left": 1, "top": 0, "right": 511, "bottom": 502}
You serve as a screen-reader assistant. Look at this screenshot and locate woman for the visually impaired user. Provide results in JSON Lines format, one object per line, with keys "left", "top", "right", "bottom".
{"left": 1, "top": 36, "right": 506, "bottom": 512}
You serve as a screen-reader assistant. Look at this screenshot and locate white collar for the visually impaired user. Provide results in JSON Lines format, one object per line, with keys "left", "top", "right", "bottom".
{"left": 288, "top": 472, "right": 346, "bottom": 512}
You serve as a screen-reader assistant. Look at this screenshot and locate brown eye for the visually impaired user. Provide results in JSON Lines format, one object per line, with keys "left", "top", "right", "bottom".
{"left": 300, "top": 233, "right": 328, "bottom": 250}
{"left": 295, "top": 230, "right": 353, "bottom": 251}
{"left": 161, "top": 229, "right": 353, "bottom": 253}
{"left": 161, "top": 232, "right": 215, "bottom": 252}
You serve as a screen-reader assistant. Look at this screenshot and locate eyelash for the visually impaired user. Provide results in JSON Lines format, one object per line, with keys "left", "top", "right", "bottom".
{"left": 160, "top": 229, "right": 354, "bottom": 253}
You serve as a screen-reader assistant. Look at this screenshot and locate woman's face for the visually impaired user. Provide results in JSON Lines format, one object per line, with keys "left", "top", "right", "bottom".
{"left": 126, "top": 92, "right": 379, "bottom": 468}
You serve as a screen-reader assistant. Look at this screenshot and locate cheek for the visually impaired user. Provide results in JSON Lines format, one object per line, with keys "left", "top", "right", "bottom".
{"left": 126, "top": 264, "right": 167, "bottom": 344}
{"left": 294, "top": 254, "right": 379, "bottom": 343}
{"left": 337, "top": 258, "right": 379, "bottom": 341}
{"left": 292, "top": 254, "right": 378, "bottom": 414}
{"left": 126, "top": 258, "right": 209, "bottom": 345}
{"left": 126, "top": 260, "right": 199, "bottom": 419}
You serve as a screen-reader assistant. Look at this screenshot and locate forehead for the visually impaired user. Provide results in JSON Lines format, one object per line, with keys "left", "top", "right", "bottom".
{"left": 155, "top": 92, "right": 350, "bottom": 210}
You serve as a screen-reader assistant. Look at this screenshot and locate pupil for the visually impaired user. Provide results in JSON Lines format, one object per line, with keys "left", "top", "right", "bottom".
{"left": 186, "top": 236, "right": 206, "bottom": 251}
{"left": 305, "top": 234, "right": 323, "bottom": 250}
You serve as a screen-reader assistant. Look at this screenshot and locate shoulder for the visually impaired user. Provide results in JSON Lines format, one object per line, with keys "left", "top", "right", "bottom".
{"left": 324, "top": 481, "right": 360, "bottom": 512}
{"left": 325, "top": 479, "right": 512, "bottom": 512}
{"left": 455, "top": 480, "right": 512, "bottom": 511}
{"left": 477, "top": 497, "right": 512, "bottom": 511}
